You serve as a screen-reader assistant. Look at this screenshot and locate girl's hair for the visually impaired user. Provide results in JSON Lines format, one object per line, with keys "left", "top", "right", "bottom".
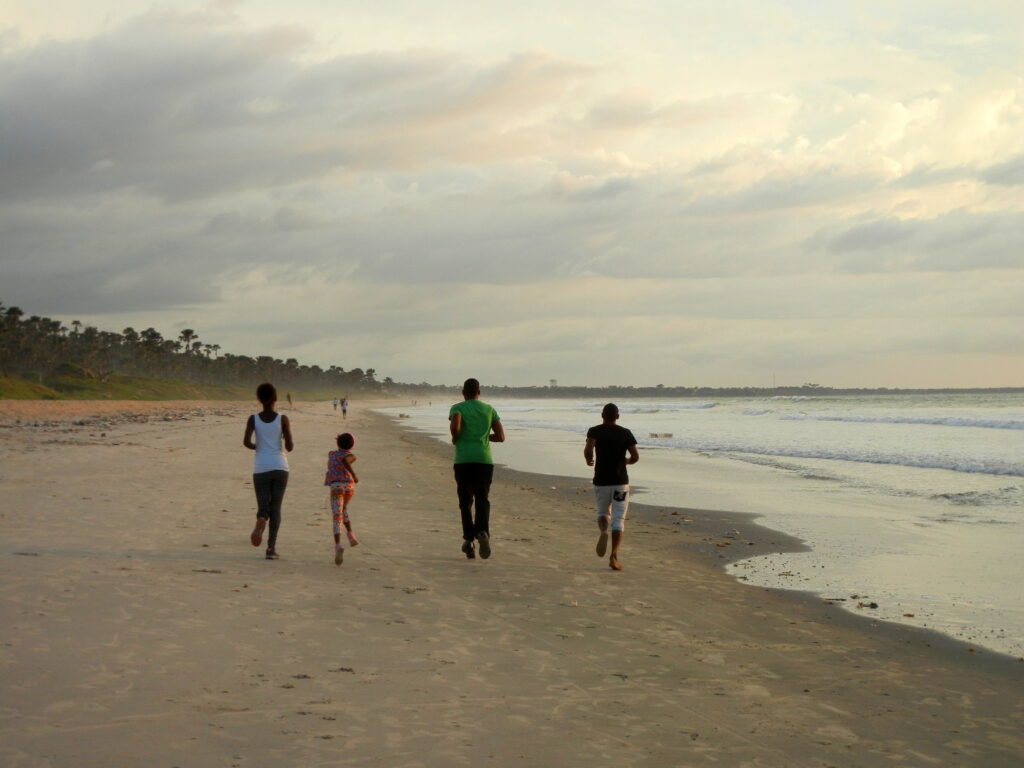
{"left": 256, "top": 382, "right": 277, "bottom": 405}
{"left": 336, "top": 432, "right": 355, "bottom": 449}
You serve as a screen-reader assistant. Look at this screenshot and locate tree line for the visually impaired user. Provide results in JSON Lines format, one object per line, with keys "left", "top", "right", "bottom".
{"left": 0, "top": 302, "right": 393, "bottom": 394}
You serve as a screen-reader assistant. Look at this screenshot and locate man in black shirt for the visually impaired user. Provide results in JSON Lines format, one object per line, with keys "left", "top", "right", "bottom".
{"left": 584, "top": 403, "right": 639, "bottom": 570}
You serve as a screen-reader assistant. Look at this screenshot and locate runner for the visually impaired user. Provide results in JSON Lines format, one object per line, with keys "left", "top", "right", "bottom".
{"left": 243, "top": 382, "right": 294, "bottom": 560}
{"left": 324, "top": 432, "right": 360, "bottom": 565}
{"left": 584, "top": 403, "right": 638, "bottom": 570}
{"left": 449, "top": 378, "right": 504, "bottom": 559}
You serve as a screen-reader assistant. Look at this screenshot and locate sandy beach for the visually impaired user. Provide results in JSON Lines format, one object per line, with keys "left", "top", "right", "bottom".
{"left": 1, "top": 399, "right": 1022, "bottom": 767}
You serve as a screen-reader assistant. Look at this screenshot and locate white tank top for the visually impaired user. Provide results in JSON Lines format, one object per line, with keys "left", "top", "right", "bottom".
{"left": 252, "top": 413, "right": 289, "bottom": 473}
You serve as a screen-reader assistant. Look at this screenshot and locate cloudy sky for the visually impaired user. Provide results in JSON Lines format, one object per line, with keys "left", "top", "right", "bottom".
{"left": 2, "top": 1, "right": 1022, "bottom": 388}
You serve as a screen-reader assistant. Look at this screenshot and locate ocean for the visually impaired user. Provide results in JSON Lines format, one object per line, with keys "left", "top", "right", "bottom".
{"left": 380, "top": 393, "right": 1024, "bottom": 658}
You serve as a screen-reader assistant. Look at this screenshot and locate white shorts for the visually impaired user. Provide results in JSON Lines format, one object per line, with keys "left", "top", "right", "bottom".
{"left": 594, "top": 485, "right": 629, "bottom": 532}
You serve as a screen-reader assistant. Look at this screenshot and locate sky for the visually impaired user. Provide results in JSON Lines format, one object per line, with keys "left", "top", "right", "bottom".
{"left": 1, "top": 0, "right": 1022, "bottom": 388}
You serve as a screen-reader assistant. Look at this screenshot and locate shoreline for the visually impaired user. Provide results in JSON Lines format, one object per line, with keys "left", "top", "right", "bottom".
{"left": 382, "top": 398, "right": 1024, "bottom": 659}
{"left": 385, "top": 411, "right": 1024, "bottom": 670}
{"left": 2, "top": 398, "right": 1022, "bottom": 766}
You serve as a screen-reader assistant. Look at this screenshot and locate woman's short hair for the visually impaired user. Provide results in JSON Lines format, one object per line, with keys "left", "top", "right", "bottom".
{"left": 256, "top": 382, "right": 277, "bottom": 405}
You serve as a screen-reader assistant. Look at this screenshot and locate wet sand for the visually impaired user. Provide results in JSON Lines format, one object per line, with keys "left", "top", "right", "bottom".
{"left": 1, "top": 399, "right": 1022, "bottom": 767}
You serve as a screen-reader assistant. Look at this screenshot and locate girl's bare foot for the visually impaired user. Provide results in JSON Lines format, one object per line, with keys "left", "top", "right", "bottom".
{"left": 250, "top": 519, "right": 266, "bottom": 547}
{"left": 609, "top": 556, "right": 623, "bottom": 571}
{"left": 335, "top": 545, "right": 344, "bottom": 566}
{"left": 347, "top": 531, "right": 359, "bottom": 547}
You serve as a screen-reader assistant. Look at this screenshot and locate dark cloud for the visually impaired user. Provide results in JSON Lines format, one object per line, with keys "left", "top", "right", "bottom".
{"left": 823, "top": 212, "right": 1024, "bottom": 273}
{"left": 0, "top": 9, "right": 589, "bottom": 205}
{"left": 893, "top": 164, "right": 972, "bottom": 188}
{"left": 828, "top": 218, "right": 915, "bottom": 253}
{"left": 981, "top": 154, "right": 1024, "bottom": 187}
{"left": 685, "top": 166, "right": 882, "bottom": 215}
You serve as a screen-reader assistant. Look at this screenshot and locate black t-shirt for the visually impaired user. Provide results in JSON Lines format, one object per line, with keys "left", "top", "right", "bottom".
{"left": 586, "top": 423, "right": 637, "bottom": 486}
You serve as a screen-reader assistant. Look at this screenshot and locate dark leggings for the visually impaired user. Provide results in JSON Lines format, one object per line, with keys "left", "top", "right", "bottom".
{"left": 454, "top": 463, "right": 493, "bottom": 541}
{"left": 253, "top": 470, "right": 289, "bottom": 549}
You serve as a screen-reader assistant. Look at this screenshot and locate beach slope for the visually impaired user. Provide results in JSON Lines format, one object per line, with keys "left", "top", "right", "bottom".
{"left": 1, "top": 399, "right": 1021, "bottom": 767}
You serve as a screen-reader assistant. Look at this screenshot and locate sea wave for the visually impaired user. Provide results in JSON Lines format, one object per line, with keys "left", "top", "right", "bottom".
{"left": 654, "top": 440, "right": 1024, "bottom": 478}
{"left": 779, "top": 413, "right": 1024, "bottom": 431}
{"left": 617, "top": 402, "right": 717, "bottom": 413}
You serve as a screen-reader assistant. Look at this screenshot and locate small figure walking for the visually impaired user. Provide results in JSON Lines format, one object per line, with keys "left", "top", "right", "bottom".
{"left": 584, "top": 403, "right": 638, "bottom": 571}
{"left": 243, "top": 382, "right": 294, "bottom": 560}
{"left": 325, "top": 432, "right": 360, "bottom": 565}
{"left": 341, "top": 397, "right": 348, "bottom": 420}
{"left": 332, "top": 397, "right": 338, "bottom": 411}
{"left": 286, "top": 392, "right": 293, "bottom": 408}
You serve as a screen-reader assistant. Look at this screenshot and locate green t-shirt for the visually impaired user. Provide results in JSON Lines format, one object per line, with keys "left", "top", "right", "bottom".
{"left": 449, "top": 399, "right": 500, "bottom": 464}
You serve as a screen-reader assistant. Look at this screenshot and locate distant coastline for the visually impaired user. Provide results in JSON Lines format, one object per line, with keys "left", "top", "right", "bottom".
{"left": 3, "top": 301, "right": 1020, "bottom": 400}
{"left": 470, "top": 384, "right": 1024, "bottom": 399}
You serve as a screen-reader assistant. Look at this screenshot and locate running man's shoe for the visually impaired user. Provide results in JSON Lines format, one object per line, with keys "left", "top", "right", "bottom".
{"left": 461, "top": 540, "right": 476, "bottom": 559}
{"left": 476, "top": 531, "right": 491, "bottom": 559}
{"left": 265, "top": 549, "right": 279, "bottom": 560}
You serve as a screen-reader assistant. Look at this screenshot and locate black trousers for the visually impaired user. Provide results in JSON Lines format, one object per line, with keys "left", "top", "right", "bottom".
{"left": 454, "top": 463, "right": 494, "bottom": 541}
{"left": 253, "top": 470, "right": 289, "bottom": 549}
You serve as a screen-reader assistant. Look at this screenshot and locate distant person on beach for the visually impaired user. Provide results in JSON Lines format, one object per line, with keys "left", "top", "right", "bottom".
{"left": 324, "top": 432, "right": 360, "bottom": 566}
{"left": 341, "top": 397, "right": 348, "bottom": 420}
{"left": 332, "top": 397, "right": 338, "bottom": 411}
{"left": 449, "top": 378, "right": 505, "bottom": 559}
{"left": 243, "top": 382, "right": 294, "bottom": 560}
{"left": 286, "top": 392, "right": 293, "bottom": 408}
{"left": 584, "top": 403, "right": 638, "bottom": 571}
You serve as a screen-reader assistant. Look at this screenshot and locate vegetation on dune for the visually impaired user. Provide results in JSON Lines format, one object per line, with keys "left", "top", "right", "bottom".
{"left": 0, "top": 301, "right": 412, "bottom": 400}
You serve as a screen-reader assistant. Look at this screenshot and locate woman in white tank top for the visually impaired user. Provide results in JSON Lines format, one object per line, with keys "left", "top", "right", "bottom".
{"left": 243, "top": 383, "right": 294, "bottom": 559}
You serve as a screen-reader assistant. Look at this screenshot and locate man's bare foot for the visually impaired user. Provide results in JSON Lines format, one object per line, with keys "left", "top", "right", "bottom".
{"left": 250, "top": 519, "right": 266, "bottom": 547}
{"left": 596, "top": 531, "right": 608, "bottom": 557}
{"left": 609, "top": 556, "right": 623, "bottom": 571}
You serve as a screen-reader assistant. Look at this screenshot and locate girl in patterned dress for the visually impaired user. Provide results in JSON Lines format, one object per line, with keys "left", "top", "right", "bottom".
{"left": 325, "top": 433, "right": 359, "bottom": 565}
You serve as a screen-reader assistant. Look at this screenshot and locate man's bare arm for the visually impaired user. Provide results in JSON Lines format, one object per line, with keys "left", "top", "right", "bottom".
{"left": 449, "top": 413, "right": 462, "bottom": 444}
{"left": 489, "top": 419, "right": 505, "bottom": 443}
{"left": 584, "top": 437, "right": 596, "bottom": 466}
{"left": 626, "top": 444, "right": 639, "bottom": 465}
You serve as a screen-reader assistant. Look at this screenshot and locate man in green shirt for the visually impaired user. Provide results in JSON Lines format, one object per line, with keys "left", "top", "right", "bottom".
{"left": 449, "top": 378, "right": 505, "bottom": 559}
